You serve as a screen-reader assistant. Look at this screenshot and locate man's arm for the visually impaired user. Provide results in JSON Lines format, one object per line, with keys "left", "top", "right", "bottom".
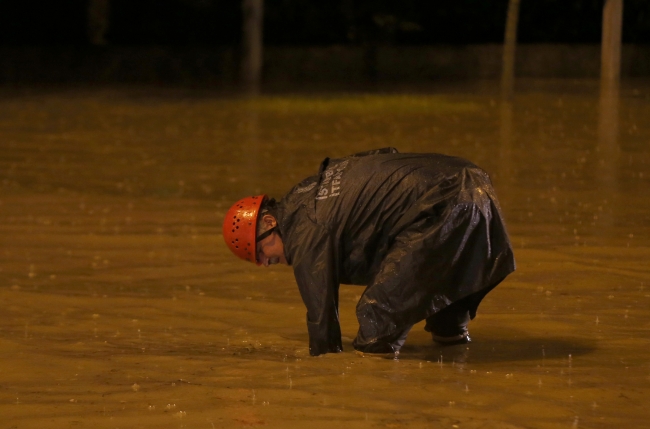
{"left": 291, "top": 226, "right": 342, "bottom": 356}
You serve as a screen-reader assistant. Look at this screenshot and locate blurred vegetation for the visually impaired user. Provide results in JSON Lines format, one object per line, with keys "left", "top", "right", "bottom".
{"left": 0, "top": 0, "right": 648, "bottom": 46}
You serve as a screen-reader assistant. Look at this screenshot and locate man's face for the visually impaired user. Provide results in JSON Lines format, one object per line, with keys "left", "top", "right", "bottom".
{"left": 256, "top": 232, "right": 287, "bottom": 266}
{"left": 256, "top": 214, "right": 287, "bottom": 267}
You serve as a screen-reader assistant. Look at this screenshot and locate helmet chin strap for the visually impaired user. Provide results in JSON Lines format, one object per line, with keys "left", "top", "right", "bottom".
{"left": 256, "top": 226, "right": 277, "bottom": 242}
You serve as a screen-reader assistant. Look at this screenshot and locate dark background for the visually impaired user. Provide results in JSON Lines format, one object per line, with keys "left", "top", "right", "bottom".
{"left": 1, "top": 0, "right": 649, "bottom": 46}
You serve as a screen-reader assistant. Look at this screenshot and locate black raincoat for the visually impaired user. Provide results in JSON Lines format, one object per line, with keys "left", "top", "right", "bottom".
{"left": 275, "top": 148, "right": 515, "bottom": 356}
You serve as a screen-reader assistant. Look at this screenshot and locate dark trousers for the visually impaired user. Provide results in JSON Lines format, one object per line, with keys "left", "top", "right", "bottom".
{"left": 358, "top": 285, "right": 496, "bottom": 353}
{"left": 424, "top": 286, "right": 494, "bottom": 337}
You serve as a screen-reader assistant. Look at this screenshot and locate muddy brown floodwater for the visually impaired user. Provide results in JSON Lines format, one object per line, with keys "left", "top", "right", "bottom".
{"left": 1, "top": 80, "right": 649, "bottom": 429}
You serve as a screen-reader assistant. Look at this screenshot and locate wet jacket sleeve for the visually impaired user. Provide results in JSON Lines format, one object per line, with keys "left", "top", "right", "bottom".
{"left": 291, "top": 223, "right": 342, "bottom": 356}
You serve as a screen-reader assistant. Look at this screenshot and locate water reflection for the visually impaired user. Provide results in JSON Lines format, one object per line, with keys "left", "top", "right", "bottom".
{"left": 597, "top": 80, "right": 620, "bottom": 228}
{"left": 244, "top": 107, "right": 261, "bottom": 193}
{"left": 498, "top": 100, "right": 514, "bottom": 199}
{"left": 596, "top": 81, "right": 620, "bottom": 195}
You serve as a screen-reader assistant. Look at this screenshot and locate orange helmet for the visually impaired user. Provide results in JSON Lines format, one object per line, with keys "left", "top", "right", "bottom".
{"left": 223, "top": 195, "right": 266, "bottom": 264}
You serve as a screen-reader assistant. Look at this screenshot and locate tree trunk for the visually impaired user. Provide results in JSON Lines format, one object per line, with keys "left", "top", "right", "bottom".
{"left": 599, "top": 0, "right": 624, "bottom": 150}
{"left": 241, "top": 0, "right": 264, "bottom": 95}
{"left": 598, "top": 0, "right": 624, "bottom": 228}
{"left": 88, "top": 0, "right": 110, "bottom": 46}
{"left": 501, "top": 0, "right": 520, "bottom": 100}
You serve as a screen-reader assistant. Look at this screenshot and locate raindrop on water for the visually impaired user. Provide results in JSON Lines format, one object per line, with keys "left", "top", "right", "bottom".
{"left": 572, "top": 416, "right": 579, "bottom": 428}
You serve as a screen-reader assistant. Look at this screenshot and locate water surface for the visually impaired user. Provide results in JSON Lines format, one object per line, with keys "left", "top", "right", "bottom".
{"left": 1, "top": 81, "right": 649, "bottom": 428}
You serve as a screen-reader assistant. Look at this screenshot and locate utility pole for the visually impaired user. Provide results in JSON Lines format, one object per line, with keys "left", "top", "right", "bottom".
{"left": 501, "top": 0, "right": 520, "bottom": 100}
{"left": 88, "top": 0, "right": 110, "bottom": 46}
{"left": 241, "top": 0, "right": 264, "bottom": 95}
